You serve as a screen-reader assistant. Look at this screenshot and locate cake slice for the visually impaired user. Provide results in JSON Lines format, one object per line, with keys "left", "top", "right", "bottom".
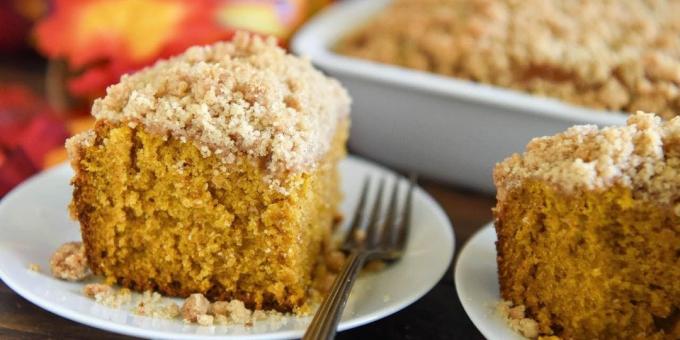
{"left": 66, "top": 32, "right": 351, "bottom": 312}
{"left": 494, "top": 112, "right": 680, "bottom": 338}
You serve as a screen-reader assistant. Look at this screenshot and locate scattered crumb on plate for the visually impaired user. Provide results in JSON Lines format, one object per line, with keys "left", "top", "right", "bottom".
{"left": 181, "top": 293, "right": 211, "bottom": 322}
{"left": 50, "top": 242, "right": 90, "bottom": 281}
{"left": 83, "top": 283, "right": 132, "bottom": 308}
{"left": 135, "top": 290, "right": 179, "bottom": 319}
{"left": 80, "top": 284, "right": 290, "bottom": 327}
{"left": 497, "top": 300, "right": 540, "bottom": 338}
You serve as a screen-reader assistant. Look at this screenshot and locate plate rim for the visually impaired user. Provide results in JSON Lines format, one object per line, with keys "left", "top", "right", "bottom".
{"left": 454, "top": 222, "right": 526, "bottom": 340}
{"left": 0, "top": 155, "right": 455, "bottom": 339}
{"left": 454, "top": 222, "right": 496, "bottom": 340}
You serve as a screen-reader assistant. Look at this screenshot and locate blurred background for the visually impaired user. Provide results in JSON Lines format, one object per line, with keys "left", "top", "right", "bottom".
{"left": 0, "top": 0, "right": 334, "bottom": 197}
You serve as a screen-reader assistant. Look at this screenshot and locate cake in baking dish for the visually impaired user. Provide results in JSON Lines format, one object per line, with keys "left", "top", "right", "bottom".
{"left": 494, "top": 112, "right": 680, "bottom": 338}
{"left": 66, "top": 32, "right": 351, "bottom": 312}
{"left": 337, "top": 0, "right": 680, "bottom": 119}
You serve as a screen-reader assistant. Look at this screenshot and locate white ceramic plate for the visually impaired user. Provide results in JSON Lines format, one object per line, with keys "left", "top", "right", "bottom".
{"left": 0, "top": 155, "right": 454, "bottom": 339}
{"left": 455, "top": 222, "right": 524, "bottom": 339}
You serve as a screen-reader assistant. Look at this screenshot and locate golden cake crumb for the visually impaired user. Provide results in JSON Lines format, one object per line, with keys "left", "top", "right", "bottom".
{"left": 364, "top": 260, "right": 386, "bottom": 272}
{"left": 83, "top": 284, "right": 132, "bottom": 308}
{"left": 182, "top": 293, "right": 211, "bottom": 322}
{"left": 100, "top": 290, "right": 129, "bottom": 308}
{"left": 83, "top": 283, "right": 113, "bottom": 299}
{"left": 50, "top": 242, "right": 90, "bottom": 281}
{"left": 184, "top": 298, "right": 287, "bottom": 326}
{"left": 252, "top": 310, "right": 268, "bottom": 321}
{"left": 214, "top": 314, "right": 229, "bottom": 325}
{"left": 73, "top": 31, "right": 350, "bottom": 189}
{"left": 164, "top": 303, "right": 181, "bottom": 319}
{"left": 28, "top": 263, "right": 40, "bottom": 272}
{"left": 324, "top": 250, "right": 346, "bottom": 272}
{"left": 133, "top": 290, "right": 179, "bottom": 318}
{"left": 495, "top": 112, "right": 680, "bottom": 203}
{"left": 497, "top": 300, "right": 540, "bottom": 339}
{"left": 316, "top": 273, "right": 337, "bottom": 294}
{"left": 77, "top": 282, "right": 294, "bottom": 326}
{"left": 209, "top": 301, "right": 230, "bottom": 317}
{"left": 196, "top": 314, "right": 214, "bottom": 326}
{"left": 213, "top": 300, "right": 252, "bottom": 324}
{"left": 338, "top": 0, "right": 680, "bottom": 119}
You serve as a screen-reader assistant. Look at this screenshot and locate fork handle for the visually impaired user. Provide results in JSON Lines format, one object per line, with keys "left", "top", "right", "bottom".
{"left": 303, "top": 251, "right": 368, "bottom": 340}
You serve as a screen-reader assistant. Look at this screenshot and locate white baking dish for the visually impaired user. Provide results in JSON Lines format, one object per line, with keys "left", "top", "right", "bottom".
{"left": 291, "top": 0, "right": 627, "bottom": 192}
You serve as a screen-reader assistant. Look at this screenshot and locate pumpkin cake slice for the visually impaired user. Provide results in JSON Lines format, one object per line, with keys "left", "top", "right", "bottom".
{"left": 66, "top": 32, "right": 351, "bottom": 313}
{"left": 494, "top": 112, "right": 680, "bottom": 338}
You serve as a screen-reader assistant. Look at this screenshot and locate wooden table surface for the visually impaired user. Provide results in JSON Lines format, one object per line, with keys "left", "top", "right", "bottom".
{"left": 0, "top": 58, "right": 496, "bottom": 340}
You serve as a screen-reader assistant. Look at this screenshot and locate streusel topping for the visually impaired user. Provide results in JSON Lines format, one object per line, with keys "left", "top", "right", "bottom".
{"left": 71, "top": 31, "right": 350, "bottom": 176}
{"left": 338, "top": 0, "right": 680, "bottom": 119}
{"left": 495, "top": 112, "right": 680, "bottom": 203}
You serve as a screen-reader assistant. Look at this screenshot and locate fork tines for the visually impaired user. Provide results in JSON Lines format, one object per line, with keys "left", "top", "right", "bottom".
{"left": 342, "top": 173, "right": 416, "bottom": 260}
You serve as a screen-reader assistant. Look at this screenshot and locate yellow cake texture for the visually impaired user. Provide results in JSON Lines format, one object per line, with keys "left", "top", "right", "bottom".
{"left": 337, "top": 0, "right": 680, "bottom": 119}
{"left": 66, "top": 32, "right": 351, "bottom": 313}
{"left": 494, "top": 112, "right": 680, "bottom": 339}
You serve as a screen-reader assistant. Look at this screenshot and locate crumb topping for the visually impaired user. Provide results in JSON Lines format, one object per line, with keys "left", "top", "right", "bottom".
{"left": 196, "top": 314, "right": 214, "bottom": 326}
{"left": 79, "top": 286, "right": 286, "bottom": 326}
{"left": 497, "top": 300, "right": 540, "bottom": 338}
{"left": 210, "top": 300, "right": 252, "bottom": 324}
{"left": 50, "top": 242, "right": 90, "bottom": 281}
{"left": 495, "top": 112, "right": 680, "bottom": 203}
{"left": 178, "top": 293, "right": 285, "bottom": 326}
{"left": 72, "top": 31, "right": 350, "bottom": 179}
{"left": 84, "top": 284, "right": 134, "bottom": 308}
{"left": 337, "top": 0, "right": 680, "bottom": 119}
{"left": 134, "top": 290, "right": 179, "bottom": 318}
{"left": 83, "top": 283, "right": 113, "bottom": 299}
{"left": 181, "top": 293, "right": 211, "bottom": 322}
{"left": 65, "top": 130, "right": 95, "bottom": 163}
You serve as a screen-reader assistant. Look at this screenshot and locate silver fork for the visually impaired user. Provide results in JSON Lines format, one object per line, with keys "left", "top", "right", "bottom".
{"left": 302, "top": 174, "right": 417, "bottom": 340}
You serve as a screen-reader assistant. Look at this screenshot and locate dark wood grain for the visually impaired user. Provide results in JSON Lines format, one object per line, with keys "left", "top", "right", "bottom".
{"left": 0, "top": 58, "right": 495, "bottom": 340}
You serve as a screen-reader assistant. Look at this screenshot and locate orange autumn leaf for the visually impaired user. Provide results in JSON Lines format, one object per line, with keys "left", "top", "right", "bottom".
{"left": 0, "top": 84, "right": 69, "bottom": 195}
{"left": 216, "top": 1, "right": 306, "bottom": 38}
{"left": 34, "top": 0, "right": 234, "bottom": 98}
